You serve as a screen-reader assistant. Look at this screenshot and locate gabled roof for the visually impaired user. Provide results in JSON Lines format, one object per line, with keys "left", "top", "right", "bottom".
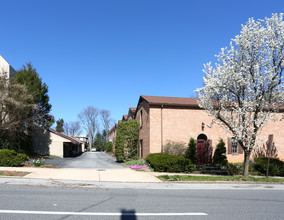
{"left": 138, "top": 95, "right": 284, "bottom": 112}
{"left": 49, "top": 128, "right": 82, "bottom": 145}
{"left": 138, "top": 95, "right": 199, "bottom": 108}
{"left": 108, "top": 123, "right": 118, "bottom": 135}
{"left": 122, "top": 115, "right": 128, "bottom": 121}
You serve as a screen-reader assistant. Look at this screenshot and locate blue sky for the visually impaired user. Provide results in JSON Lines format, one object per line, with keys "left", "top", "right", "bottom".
{"left": 1, "top": 0, "right": 283, "bottom": 130}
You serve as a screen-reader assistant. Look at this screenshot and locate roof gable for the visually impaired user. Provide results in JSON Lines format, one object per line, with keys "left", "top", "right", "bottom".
{"left": 49, "top": 129, "right": 82, "bottom": 144}
{"left": 138, "top": 95, "right": 199, "bottom": 108}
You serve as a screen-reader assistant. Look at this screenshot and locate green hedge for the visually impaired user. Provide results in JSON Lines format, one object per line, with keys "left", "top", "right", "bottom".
{"left": 115, "top": 120, "right": 139, "bottom": 161}
{"left": 0, "top": 149, "right": 29, "bottom": 167}
{"left": 254, "top": 157, "right": 284, "bottom": 177}
{"left": 106, "top": 142, "right": 113, "bottom": 153}
{"left": 146, "top": 153, "right": 194, "bottom": 173}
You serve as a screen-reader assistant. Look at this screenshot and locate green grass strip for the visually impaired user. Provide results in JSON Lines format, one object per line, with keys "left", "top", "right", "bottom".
{"left": 159, "top": 175, "right": 284, "bottom": 183}
{"left": 124, "top": 159, "right": 147, "bottom": 166}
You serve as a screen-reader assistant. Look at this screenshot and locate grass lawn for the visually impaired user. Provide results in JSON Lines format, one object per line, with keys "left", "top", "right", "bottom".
{"left": 159, "top": 175, "right": 284, "bottom": 183}
{"left": 124, "top": 159, "right": 147, "bottom": 166}
{"left": 0, "top": 170, "right": 30, "bottom": 177}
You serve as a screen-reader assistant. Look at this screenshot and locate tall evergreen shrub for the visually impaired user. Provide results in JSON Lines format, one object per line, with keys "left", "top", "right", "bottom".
{"left": 213, "top": 138, "right": 228, "bottom": 166}
{"left": 0, "top": 149, "right": 29, "bottom": 167}
{"left": 185, "top": 138, "right": 197, "bottom": 164}
{"left": 115, "top": 120, "right": 139, "bottom": 161}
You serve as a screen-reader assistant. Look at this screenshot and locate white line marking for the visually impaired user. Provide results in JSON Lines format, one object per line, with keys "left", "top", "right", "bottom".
{"left": 0, "top": 210, "right": 207, "bottom": 216}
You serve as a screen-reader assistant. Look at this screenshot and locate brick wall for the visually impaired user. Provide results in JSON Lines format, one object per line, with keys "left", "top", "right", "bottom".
{"left": 145, "top": 106, "right": 284, "bottom": 162}
{"left": 136, "top": 100, "right": 150, "bottom": 157}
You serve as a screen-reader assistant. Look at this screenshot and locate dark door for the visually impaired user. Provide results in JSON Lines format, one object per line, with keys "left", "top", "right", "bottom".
{"left": 197, "top": 139, "right": 205, "bottom": 164}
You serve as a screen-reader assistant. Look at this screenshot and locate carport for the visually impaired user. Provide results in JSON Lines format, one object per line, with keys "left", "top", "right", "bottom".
{"left": 63, "top": 142, "right": 82, "bottom": 157}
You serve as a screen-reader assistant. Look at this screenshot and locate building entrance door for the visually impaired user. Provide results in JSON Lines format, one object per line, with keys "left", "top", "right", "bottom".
{"left": 197, "top": 134, "right": 212, "bottom": 165}
{"left": 197, "top": 139, "right": 206, "bottom": 164}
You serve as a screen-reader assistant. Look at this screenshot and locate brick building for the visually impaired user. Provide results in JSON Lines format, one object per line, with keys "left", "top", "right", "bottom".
{"left": 135, "top": 95, "right": 284, "bottom": 162}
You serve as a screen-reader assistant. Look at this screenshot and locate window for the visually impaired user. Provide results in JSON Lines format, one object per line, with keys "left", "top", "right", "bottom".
{"left": 228, "top": 137, "right": 243, "bottom": 154}
{"left": 139, "top": 110, "right": 143, "bottom": 128}
{"left": 140, "top": 140, "right": 143, "bottom": 158}
{"left": 232, "top": 138, "right": 238, "bottom": 153}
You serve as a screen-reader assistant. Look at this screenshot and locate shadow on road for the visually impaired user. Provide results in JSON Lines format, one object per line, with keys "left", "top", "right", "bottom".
{"left": 121, "top": 209, "right": 137, "bottom": 220}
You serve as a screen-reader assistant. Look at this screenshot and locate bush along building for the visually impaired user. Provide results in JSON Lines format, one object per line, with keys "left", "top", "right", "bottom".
{"left": 111, "top": 95, "right": 284, "bottom": 163}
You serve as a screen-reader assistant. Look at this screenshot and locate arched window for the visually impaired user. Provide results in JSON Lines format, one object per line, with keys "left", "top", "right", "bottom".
{"left": 197, "top": 134, "right": 207, "bottom": 141}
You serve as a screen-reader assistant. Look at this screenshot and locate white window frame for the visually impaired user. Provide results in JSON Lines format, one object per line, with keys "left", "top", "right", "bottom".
{"left": 231, "top": 137, "right": 238, "bottom": 154}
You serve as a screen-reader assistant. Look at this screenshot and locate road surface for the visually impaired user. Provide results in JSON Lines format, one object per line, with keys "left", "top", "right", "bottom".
{"left": 0, "top": 182, "right": 283, "bottom": 220}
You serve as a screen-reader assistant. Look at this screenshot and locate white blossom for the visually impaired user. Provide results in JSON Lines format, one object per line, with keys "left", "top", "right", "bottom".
{"left": 196, "top": 13, "right": 284, "bottom": 154}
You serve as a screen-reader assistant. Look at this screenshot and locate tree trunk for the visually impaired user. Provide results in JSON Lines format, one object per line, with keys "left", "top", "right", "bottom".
{"left": 243, "top": 151, "right": 251, "bottom": 178}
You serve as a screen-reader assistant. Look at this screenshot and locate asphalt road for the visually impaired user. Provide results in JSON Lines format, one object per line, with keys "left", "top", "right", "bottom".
{"left": 44, "top": 152, "right": 126, "bottom": 169}
{"left": 0, "top": 183, "right": 283, "bottom": 220}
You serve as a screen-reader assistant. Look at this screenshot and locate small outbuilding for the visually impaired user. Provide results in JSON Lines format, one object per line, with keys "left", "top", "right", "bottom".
{"left": 32, "top": 128, "right": 84, "bottom": 158}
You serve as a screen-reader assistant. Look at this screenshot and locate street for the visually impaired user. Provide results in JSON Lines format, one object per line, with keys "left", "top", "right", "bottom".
{"left": 0, "top": 182, "right": 283, "bottom": 220}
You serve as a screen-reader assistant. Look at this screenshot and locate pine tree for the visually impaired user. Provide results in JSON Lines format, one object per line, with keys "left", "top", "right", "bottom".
{"left": 213, "top": 138, "right": 228, "bottom": 166}
{"left": 185, "top": 137, "right": 197, "bottom": 164}
{"left": 12, "top": 62, "right": 54, "bottom": 129}
{"left": 56, "top": 119, "right": 64, "bottom": 133}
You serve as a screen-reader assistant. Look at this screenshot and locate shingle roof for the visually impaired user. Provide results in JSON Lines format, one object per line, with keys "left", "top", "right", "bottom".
{"left": 49, "top": 128, "right": 82, "bottom": 145}
{"left": 139, "top": 95, "right": 284, "bottom": 111}
{"left": 139, "top": 95, "right": 199, "bottom": 107}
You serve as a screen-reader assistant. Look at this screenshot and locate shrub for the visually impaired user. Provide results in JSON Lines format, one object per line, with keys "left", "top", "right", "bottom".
{"left": 185, "top": 138, "right": 197, "bottom": 164}
{"left": 146, "top": 153, "right": 194, "bottom": 173}
{"left": 164, "top": 141, "right": 187, "bottom": 156}
{"left": 115, "top": 120, "right": 139, "bottom": 161}
{"left": 252, "top": 143, "right": 278, "bottom": 159}
{"left": 106, "top": 142, "right": 113, "bottom": 153}
{"left": 254, "top": 157, "right": 284, "bottom": 177}
{"left": 226, "top": 163, "right": 243, "bottom": 175}
{"left": 213, "top": 138, "right": 228, "bottom": 166}
{"left": 0, "top": 149, "right": 29, "bottom": 167}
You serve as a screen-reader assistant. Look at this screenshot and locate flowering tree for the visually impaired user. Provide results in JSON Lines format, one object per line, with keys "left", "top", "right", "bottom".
{"left": 196, "top": 14, "right": 284, "bottom": 177}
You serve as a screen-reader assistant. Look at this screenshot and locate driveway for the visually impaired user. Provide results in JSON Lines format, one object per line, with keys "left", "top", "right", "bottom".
{"left": 44, "top": 152, "right": 127, "bottom": 169}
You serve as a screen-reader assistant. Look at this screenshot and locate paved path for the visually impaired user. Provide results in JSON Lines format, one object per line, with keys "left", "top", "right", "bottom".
{"left": 44, "top": 152, "right": 126, "bottom": 169}
{"left": 0, "top": 166, "right": 161, "bottom": 182}
{"left": 0, "top": 152, "right": 161, "bottom": 183}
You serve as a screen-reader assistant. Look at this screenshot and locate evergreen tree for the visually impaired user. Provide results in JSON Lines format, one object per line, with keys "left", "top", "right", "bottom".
{"left": 12, "top": 63, "right": 54, "bottom": 129}
{"left": 213, "top": 138, "right": 228, "bottom": 166}
{"left": 115, "top": 120, "right": 139, "bottom": 161}
{"left": 185, "top": 138, "right": 197, "bottom": 164}
{"left": 93, "top": 132, "right": 106, "bottom": 151}
{"left": 2, "top": 63, "right": 54, "bottom": 154}
{"left": 56, "top": 119, "right": 64, "bottom": 133}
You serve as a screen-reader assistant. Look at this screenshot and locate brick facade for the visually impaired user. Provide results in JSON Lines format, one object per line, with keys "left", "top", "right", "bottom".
{"left": 136, "top": 95, "right": 284, "bottom": 162}
{"left": 136, "top": 101, "right": 150, "bottom": 158}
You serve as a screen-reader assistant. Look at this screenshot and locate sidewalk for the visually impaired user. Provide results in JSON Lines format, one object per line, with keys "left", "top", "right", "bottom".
{"left": 0, "top": 166, "right": 162, "bottom": 183}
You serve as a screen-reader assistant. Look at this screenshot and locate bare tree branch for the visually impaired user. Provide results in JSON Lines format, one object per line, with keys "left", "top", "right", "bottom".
{"left": 78, "top": 106, "right": 99, "bottom": 149}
